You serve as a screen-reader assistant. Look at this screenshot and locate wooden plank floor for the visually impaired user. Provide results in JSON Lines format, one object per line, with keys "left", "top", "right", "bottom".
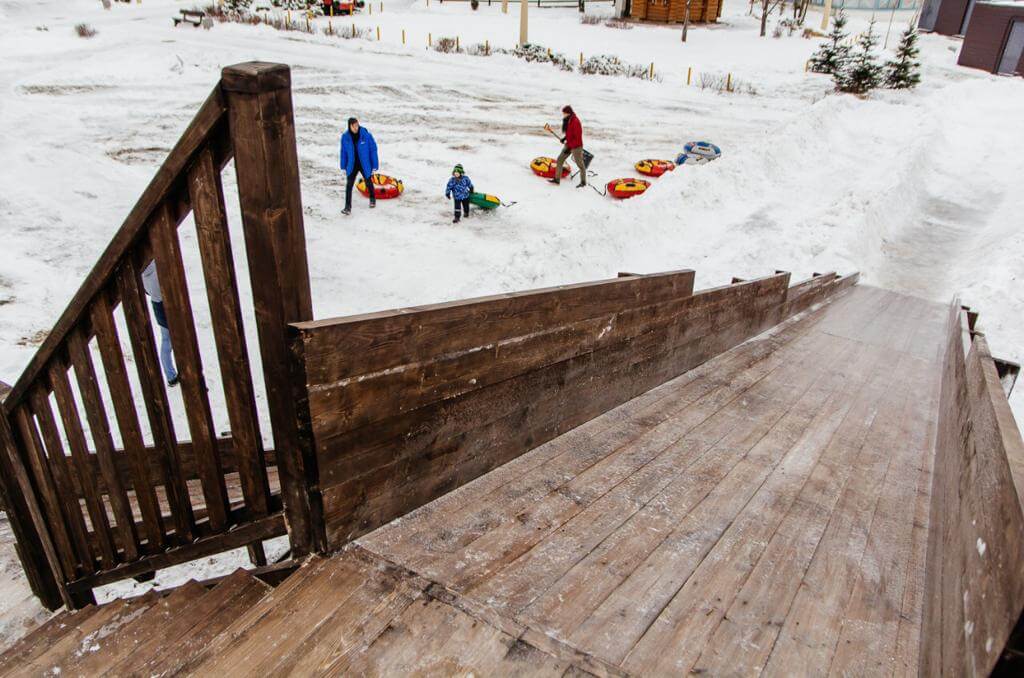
{"left": 355, "top": 285, "right": 949, "bottom": 676}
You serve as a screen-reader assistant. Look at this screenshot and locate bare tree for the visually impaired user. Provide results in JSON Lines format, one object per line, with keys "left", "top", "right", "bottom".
{"left": 681, "top": 0, "right": 692, "bottom": 41}
{"left": 760, "top": 0, "right": 784, "bottom": 36}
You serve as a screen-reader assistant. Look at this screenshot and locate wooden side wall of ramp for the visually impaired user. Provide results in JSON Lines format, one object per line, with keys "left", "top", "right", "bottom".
{"left": 921, "top": 301, "right": 1024, "bottom": 676}
{"left": 293, "top": 270, "right": 859, "bottom": 547}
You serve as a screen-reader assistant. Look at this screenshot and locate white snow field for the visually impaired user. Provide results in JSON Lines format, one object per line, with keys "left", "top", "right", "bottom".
{"left": 0, "top": 0, "right": 1022, "bottom": 648}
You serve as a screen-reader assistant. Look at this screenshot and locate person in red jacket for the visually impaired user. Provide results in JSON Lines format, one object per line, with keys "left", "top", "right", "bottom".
{"left": 547, "top": 106, "right": 586, "bottom": 188}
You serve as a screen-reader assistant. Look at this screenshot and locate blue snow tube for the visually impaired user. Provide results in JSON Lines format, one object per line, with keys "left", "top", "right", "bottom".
{"left": 677, "top": 141, "right": 722, "bottom": 165}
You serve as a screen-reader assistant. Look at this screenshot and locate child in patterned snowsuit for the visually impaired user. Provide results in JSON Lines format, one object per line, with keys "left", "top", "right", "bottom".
{"left": 445, "top": 164, "right": 474, "bottom": 223}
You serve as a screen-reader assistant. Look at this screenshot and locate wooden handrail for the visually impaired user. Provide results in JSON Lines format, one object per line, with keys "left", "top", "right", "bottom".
{"left": 0, "top": 62, "right": 317, "bottom": 608}
{"left": 2, "top": 89, "right": 227, "bottom": 412}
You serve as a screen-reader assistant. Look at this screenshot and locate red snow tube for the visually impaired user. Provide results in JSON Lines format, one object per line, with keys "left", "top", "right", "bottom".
{"left": 531, "top": 157, "right": 571, "bottom": 180}
{"left": 635, "top": 159, "right": 676, "bottom": 177}
{"left": 606, "top": 178, "right": 650, "bottom": 199}
{"left": 357, "top": 173, "right": 404, "bottom": 199}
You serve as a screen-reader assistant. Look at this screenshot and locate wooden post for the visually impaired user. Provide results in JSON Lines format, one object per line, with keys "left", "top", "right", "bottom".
{"left": 377, "top": 25, "right": 381, "bottom": 40}
{"left": 726, "top": 72, "right": 732, "bottom": 91}
{"left": 402, "top": 28, "right": 406, "bottom": 44}
{"left": 502, "top": 0, "right": 507, "bottom": 12}
{"left": 221, "top": 62, "right": 325, "bottom": 556}
{"left": 0, "top": 405, "right": 63, "bottom": 610}
{"left": 519, "top": 0, "right": 528, "bottom": 46}
{"left": 649, "top": 62, "right": 654, "bottom": 79}
{"left": 580, "top": 51, "right": 583, "bottom": 66}
{"left": 429, "top": 32, "right": 432, "bottom": 47}
{"left": 369, "top": 2, "right": 372, "bottom": 14}
{"left": 687, "top": 65, "right": 692, "bottom": 85}
{"left": 821, "top": 0, "right": 832, "bottom": 30}
{"left": 456, "top": 35, "right": 460, "bottom": 50}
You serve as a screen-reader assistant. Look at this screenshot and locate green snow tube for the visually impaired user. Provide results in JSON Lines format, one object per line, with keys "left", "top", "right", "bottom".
{"left": 469, "top": 192, "right": 501, "bottom": 210}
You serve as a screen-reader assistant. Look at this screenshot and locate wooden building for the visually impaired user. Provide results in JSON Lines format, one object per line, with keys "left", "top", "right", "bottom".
{"left": 958, "top": 1, "right": 1024, "bottom": 75}
{"left": 628, "top": 0, "right": 723, "bottom": 23}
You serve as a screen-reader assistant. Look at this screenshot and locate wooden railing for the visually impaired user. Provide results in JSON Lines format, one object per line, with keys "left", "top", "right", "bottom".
{"left": 0, "top": 62, "right": 323, "bottom": 609}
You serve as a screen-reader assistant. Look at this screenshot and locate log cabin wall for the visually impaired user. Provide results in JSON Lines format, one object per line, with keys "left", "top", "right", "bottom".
{"left": 630, "top": 0, "right": 721, "bottom": 23}
{"left": 293, "top": 270, "right": 859, "bottom": 548}
{"left": 920, "top": 300, "right": 1024, "bottom": 676}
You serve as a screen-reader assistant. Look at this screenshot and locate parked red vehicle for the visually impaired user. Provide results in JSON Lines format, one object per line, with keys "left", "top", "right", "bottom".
{"left": 322, "top": 0, "right": 362, "bottom": 14}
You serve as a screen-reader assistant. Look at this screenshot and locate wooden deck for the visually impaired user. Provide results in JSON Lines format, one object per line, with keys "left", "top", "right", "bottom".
{"left": 351, "top": 284, "right": 948, "bottom": 675}
{"left": 1, "top": 284, "right": 962, "bottom": 676}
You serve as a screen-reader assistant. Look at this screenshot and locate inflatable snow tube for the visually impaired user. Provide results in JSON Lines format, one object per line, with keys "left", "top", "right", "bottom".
{"left": 635, "top": 159, "right": 676, "bottom": 177}
{"left": 469, "top": 192, "right": 501, "bottom": 210}
{"left": 357, "top": 173, "right": 404, "bottom": 199}
{"left": 606, "top": 178, "right": 650, "bottom": 200}
{"left": 677, "top": 141, "right": 722, "bottom": 165}
{"left": 530, "top": 157, "right": 571, "bottom": 180}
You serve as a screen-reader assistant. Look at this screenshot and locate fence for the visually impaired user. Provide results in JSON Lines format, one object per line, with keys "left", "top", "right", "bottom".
{"left": 0, "top": 62, "right": 323, "bottom": 608}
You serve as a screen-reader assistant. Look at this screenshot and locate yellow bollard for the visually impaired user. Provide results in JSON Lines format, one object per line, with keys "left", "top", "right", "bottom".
{"left": 687, "top": 66, "right": 692, "bottom": 85}
{"left": 580, "top": 52, "right": 583, "bottom": 66}
{"left": 287, "top": 9, "right": 291, "bottom": 25}
{"left": 402, "top": 28, "right": 406, "bottom": 44}
{"left": 429, "top": 32, "right": 432, "bottom": 47}
{"left": 330, "top": 4, "right": 333, "bottom": 16}
{"left": 377, "top": 25, "right": 381, "bottom": 40}
{"left": 649, "top": 62, "right": 654, "bottom": 79}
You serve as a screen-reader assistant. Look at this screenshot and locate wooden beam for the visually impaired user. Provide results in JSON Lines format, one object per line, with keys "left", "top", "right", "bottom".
{"left": 222, "top": 62, "right": 322, "bottom": 555}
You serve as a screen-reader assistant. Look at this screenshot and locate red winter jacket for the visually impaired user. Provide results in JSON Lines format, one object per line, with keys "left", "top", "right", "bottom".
{"left": 563, "top": 115, "right": 583, "bottom": 150}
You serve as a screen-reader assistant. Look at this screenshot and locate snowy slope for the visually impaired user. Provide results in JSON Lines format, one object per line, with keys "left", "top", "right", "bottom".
{"left": 0, "top": 0, "right": 1022, "bottom": 646}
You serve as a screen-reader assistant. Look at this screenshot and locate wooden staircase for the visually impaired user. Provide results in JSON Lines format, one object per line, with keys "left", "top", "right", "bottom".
{"left": 0, "top": 547, "right": 604, "bottom": 677}
{"left": 0, "top": 570, "right": 273, "bottom": 677}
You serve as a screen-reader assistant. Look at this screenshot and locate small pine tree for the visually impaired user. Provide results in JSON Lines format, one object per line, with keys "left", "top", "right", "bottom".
{"left": 884, "top": 24, "right": 922, "bottom": 89}
{"left": 225, "top": 0, "right": 253, "bottom": 12}
{"left": 809, "top": 9, "right": 851, "bottom": 74}
{"left": 836, "top": 19, "right": 883, "bottom": 94}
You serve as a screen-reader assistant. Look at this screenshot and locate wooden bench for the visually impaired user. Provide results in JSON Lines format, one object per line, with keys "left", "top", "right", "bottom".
{"left": 172, "top": 9, "right": 205, "bottom": 27}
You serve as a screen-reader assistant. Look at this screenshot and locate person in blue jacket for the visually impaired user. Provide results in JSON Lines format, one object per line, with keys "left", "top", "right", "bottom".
{"left": 339, "top": 117, "right": 379, "bottom": 215}
{"left": 445, "top": 164, "right": 474, "bottom": 223}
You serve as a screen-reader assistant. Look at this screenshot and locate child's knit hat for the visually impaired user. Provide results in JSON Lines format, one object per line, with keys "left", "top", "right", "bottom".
{"left": 453, "top": 164, "right": 464, "bottom": 174}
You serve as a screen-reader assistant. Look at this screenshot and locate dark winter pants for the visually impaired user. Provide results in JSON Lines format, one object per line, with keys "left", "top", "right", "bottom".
{"left": 453, "top": 198, "right": 470, "bottom": 219}
{"left": 345, "top": 167, "right": 375, "bottom": 209}
{"left": 555, "top": 146, "right": 587, "bottom": 185}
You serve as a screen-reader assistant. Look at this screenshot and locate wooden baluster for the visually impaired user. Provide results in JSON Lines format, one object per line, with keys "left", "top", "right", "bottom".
{"left": 117, "top": 258, "right": 196, "bottom": 543}
{"left": 0, "top": 408, "right": 66, "bottom": 609}
{"left": 27, "top": 386, "right": 96, "bottom": 574}
{"left": 118, "top": 258, "right": 198, "bottom": 544}
{"left": 48, "top": 360, "right": 118, "bottom": 569}
{"left": 188, "top": 146, "right": 272, "bottom": 518}
{"left": 150, "top": 203, "right": 230, "bottom": 531}
{"left": 223, "top": 62, "right": 323, "bottom": 555}
{"left": 67, "top": 329, "right": 140, "bottom": 561}
{"left": 90, "top": 294, "right": 166, "bottom": 549}
{"left": 12, "top": 407, "right": 78, "bottom": 581}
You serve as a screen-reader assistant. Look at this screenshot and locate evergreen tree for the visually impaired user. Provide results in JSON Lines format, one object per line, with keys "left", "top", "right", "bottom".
{"left": 836, "top": 19, "right": 883, "bottom": 94}
{"left": 884, "top": 24, "right": 922, "bottom": 89}
{"left": 809, "top": 9, "right": 851, "bottom": 75}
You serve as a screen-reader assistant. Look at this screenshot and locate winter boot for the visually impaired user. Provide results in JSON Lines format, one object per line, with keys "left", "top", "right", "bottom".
{"left": 453, "top": 213, "right": 461, "bottom": 224}
{"left": 342, "top": 207, "right": 351, "bottom": 215}
{"left": 547, "top": 178, "right": 560, "bottom": 185}
{"left": 369, "top": 199, "right": 376, "bottom": 208}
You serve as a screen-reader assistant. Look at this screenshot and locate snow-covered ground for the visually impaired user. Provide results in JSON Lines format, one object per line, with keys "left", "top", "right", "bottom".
{"left": 1, "top": 0, "right": 1022, "bottom": 649}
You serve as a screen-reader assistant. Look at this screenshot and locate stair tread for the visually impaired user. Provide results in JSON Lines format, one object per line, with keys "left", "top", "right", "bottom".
{"left": 127, "top": 569, "right": 273, "bottom": 677}
{"left": 62, "top": 581, "right": 207, "bottom": 676}
{"left": 21, "top": 591, "right": 160, "bottom": 676}
{"left": 0, "top": 606, "right": 99, "bottom": 675}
